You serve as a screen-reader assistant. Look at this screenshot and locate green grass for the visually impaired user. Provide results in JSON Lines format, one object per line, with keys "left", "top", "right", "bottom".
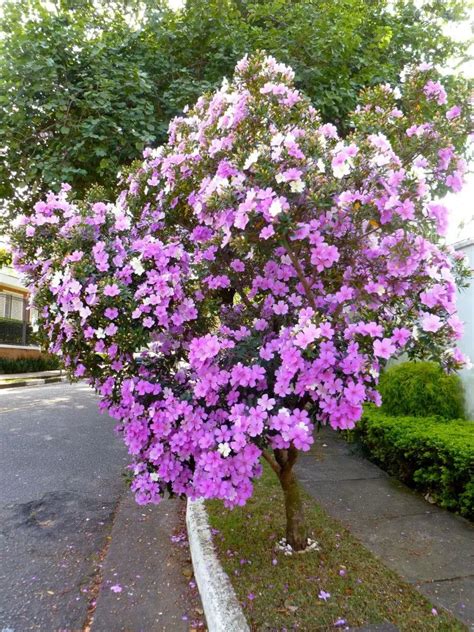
{"left": 206, "top": 463, "right": 466, "bottom": 632}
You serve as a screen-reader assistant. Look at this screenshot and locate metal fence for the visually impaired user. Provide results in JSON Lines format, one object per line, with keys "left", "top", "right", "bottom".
{"left": 0, "top": 293, "right": 34, "bottom": 346}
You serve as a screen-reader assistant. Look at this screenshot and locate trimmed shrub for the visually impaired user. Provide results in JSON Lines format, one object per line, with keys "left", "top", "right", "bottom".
{"left": 379, "top": 361, "right": 466, "bottom": 420}
{"left": 355, "top": 406, "right": 474, "bottom": 519}
{"left": 0, "top": 355, "right": 61, "bottom": 374}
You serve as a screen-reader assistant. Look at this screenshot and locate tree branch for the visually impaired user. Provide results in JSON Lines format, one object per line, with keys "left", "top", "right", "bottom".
{"left": 262, "top": 450, "right": 281, "bottom": 475}
{"left": 280, "top": 235, "right": 319, "bottom": 314}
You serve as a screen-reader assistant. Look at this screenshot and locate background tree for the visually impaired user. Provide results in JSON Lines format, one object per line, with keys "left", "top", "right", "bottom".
{"left": 0, "top": 0, "right": 469, "bottom": 225}
{"left": 11, "top": 54, "right": 471, "bottom": 549}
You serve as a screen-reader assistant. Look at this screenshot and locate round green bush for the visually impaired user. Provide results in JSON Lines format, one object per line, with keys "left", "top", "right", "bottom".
{"left": 378, "top": 361, "right": 466, "bottom": 420}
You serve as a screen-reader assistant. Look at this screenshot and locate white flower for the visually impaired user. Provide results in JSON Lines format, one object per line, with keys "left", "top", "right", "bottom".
{"left": 370, "top": 153, "right": 391, "bottom": 167}
{"left": 150, "top": 472, "right": 159, "bottom": 482}
{"left": 218, "top": 442, "right": 231, "bottom": 458}
{"left": 51, "top": 270, "right": 64, "bottom": 287}
{"left": 79, "top": 305, "right": 91, "bottom": 319}
{"left": 269, "top": 199, "right": 283, "bottom": 217}
{"left": 221, "top": 77, "right": 230, "bottom": 91}
{"left": 130, "top": 257, "right": 145, "bottom": 276}
{"left": 243, "top": 150, "right": 260, "bottom": 170}
{"left": 332, "top": 161, "right": 352, "bottom": 179}
{"left": 271, "top": 132, "right": 285, "bottom": 146}
{"left": 290, "top": 179, "right": 305, "bottom": 193}
{"left": 316, "top": 158, "right": 326, "bottom": 173}
{"left": 95, "top": 327, "right": 105, "bottom": 339}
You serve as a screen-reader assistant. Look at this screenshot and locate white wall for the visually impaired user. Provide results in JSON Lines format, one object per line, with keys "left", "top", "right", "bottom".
{"left": 455, "top": 240, "right": 474, "bottom": 419}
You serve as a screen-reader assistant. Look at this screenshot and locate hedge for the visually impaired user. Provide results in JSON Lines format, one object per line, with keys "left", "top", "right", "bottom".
{"left": 378, "top": 361, "right": 466, "bottom": 420}
{"left": 0, "top": 355, "right": 61, "bottom": 374}
{"left": 354, "top": 406, "right": 474, "bottom": 520}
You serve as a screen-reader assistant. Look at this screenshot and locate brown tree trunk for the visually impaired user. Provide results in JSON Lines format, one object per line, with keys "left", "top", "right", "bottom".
{"left": 272, "top": 447, "right": 308, "bottom": 551}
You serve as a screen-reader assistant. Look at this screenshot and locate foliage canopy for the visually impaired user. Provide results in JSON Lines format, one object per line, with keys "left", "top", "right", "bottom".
{"left": 0, "top": 0, "right": 470, "bottom": 222}
{"left": 379, "top": 360, "right": 466, "bottom": 419}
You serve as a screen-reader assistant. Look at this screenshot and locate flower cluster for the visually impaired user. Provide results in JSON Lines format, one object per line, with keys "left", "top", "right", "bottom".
{"left": 11, "top": 53, "right": 471, "bottom": 508}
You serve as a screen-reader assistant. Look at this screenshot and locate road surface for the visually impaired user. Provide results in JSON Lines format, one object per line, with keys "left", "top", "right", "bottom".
{"left": 0, "top": 382, "right": 128, "bottom": 631}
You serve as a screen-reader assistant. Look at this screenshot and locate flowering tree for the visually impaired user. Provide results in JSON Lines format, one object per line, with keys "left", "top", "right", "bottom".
{"left": 11, "top": 54, "right": 471, "bottom": 550}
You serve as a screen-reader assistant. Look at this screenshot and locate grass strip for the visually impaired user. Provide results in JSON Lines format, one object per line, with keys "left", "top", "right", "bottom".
{"left": 206, "top": 462, "right": 466, "bottom": 632}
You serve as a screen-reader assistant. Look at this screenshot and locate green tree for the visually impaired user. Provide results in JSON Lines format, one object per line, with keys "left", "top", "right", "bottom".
{"left": 0, "top": 0, "right": 469, "bottom": 224}
{"left": 0, "top": 0, "right": 166, "bottom": 220}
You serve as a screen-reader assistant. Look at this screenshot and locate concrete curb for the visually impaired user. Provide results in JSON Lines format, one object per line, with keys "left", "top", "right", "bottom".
{"left": 186, "top": 499, "right": 250, "bottom": 632}
{"left": 0, "top": 376, "right": 68, "bottom": 389}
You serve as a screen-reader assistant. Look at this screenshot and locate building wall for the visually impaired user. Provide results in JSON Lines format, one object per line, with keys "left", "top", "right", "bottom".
{"left": 0, "top": 236, "right": 39, "bottom": 358}
{"left": 455, "top": 240, "right": 474, "bottom": 419}
{"left": 0, "top": 345, "right": 42, "bottom": 360}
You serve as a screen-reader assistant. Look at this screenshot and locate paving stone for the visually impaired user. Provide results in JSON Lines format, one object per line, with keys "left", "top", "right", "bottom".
{"left": 354, "top": 511, "right": 473, "bottom": 583}
{"left": 417, "top": 576, "right": 474, "bottom": 627}
{"left": 298, "top": 427, "right": 474, "bottom": 627}
{"left": 309, "top": 432, "right": 354, "bottom": 457}
{"left": 298, "top": 453, "right": 387, "bottom": 481}
{"left": 91, "top": 495, "right": 202, "bottom": 632}
{"left": 298, "top": 477, "right": 433, "bottom": 524}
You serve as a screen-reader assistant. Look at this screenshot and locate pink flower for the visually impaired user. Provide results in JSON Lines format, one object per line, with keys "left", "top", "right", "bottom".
{"left": 373, "top": 338, "right": 396, "bottom": 359}
{"left": 260, "top": 226, "right": 275, "bottom": 240}
{"left": 391, "top": 327, "right": 410, "bottom": 347}
{"left": 103, "top": 284, "right": 120, "bottom": 297}
{"left": 110, "top": 584, "right": 122, "bottom": 593}
{"left": 446, "top": 105, "right": 461, "bottom": 120}
{"left": 254, "top": 318, "right": 268, "bottom": 331}
{"left": 423, "top": 80, "right": 447, "bottom": 105}
{"left": 421, "top": 313, "right": 443, "bottom": 333}
{"left": 294, "top": 324, "right": 320, "bottom": 349}
{"left": 230, "top": 259, "right": 245, "bottom": 272}
{"left": 273, "top": 301, "right": 288, "bottom": 315}
{"left": 257, "top": 394, "right": 275, "bottom": 411}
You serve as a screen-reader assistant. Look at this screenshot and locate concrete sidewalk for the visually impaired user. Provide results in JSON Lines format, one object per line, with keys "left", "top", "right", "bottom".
{"left": 90, "top": 494, "right": 205, "bottom": 632}
{"left": 296, "top": 428, "right": 474, "bottom": 628}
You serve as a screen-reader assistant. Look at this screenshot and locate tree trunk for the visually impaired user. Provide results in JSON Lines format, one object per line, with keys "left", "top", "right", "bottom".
{"left": 273, "top": 447, "right": 308, "bottom": 551}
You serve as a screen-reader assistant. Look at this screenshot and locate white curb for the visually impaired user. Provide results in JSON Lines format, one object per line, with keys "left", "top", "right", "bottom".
{"left": 186, "top": 499, "right": 250, "bottom": 632}
{"left": 0, "top": 376, "right": 68, "bottom": 389}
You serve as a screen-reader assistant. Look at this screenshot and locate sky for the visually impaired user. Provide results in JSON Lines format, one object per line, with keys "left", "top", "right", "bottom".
{"left": 441, "top": 17, "right": 473, "bottom": 245}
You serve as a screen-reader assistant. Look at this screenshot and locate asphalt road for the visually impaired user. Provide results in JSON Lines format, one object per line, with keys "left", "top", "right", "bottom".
{"left": 0, "top": 382, "right": 128, "bottom": 632}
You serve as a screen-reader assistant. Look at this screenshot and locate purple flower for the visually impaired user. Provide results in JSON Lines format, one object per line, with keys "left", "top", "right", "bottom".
{"left": 421, "top": 313, "right": 443, "bottom": 333}
{"left": 103, "top": 284, "right": 120, "bottom": 297}
{"left": 318, "top": 590, "right": 331, "bottom": 601}
{"left": 446, "top": 105, "right": 461, "bottom": 121}
{"left": 373, "top": 338, "right": 396, "bottom": 359}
